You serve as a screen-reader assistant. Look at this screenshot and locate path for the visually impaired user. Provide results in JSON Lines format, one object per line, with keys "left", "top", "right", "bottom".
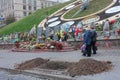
{"left": 0, "top": 49, "right": 120, "bottom": 80}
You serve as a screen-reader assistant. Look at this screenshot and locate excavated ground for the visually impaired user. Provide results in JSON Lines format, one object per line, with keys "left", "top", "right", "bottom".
{"left": 15, "top": 58, "right": 112, "bottom": 76}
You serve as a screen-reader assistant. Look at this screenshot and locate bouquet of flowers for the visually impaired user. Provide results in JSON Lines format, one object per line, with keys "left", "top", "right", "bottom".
{"left": 47, "top": 41, "right": 63, "bottom": 50}
{"left": 15, "top": 41, "right": 20, "bottom": 48}
{"left": 55, "top": 42, "right": 63, "bottom": 50}
{"left": 35, "top": 43, "right": 45, "bottom": 49}
{"left": 117, "top": 28, "right": 120, "bottom": 34}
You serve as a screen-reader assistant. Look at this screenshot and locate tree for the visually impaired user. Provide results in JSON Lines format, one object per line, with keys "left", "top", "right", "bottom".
{"left": 5, "top": 15, "right": 16, "bottom": 25}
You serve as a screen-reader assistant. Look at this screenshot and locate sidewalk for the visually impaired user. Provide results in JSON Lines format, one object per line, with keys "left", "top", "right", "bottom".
{"left": 0, "top": 49, "right": 120, "bottom": 67}
{"left": 0, "top": 49, "right": 120, "bottom": 80}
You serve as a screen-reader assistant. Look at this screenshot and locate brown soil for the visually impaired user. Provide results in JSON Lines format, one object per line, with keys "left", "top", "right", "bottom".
{"left": 39, "top": 61, "right": 74, "bottom": 70}
{"left": 15, "top": 58, "right": 112, "bottom": 76}
{"left": 15, "top": 58, "right": 49, "bottom": 70}
{"left": 67, "top": 59, "right": 112, "bottom": 76}
{"left": 15, "top": 58, "right": 73, "bottom": 70}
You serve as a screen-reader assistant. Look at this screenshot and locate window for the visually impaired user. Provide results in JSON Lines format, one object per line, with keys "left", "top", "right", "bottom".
{"left": 23, "top": 0, "right": 26, "bottom": 4}
{"left": 34, "top": 0, "right": 36, "bottom": 6}
{"left": 28, "top": 6, "right": 32, "bottom": 10}
{"left": 23, "top": 12, "right": 27, "bottom": 16}
{"left": 23, "top": 5, "right": 26, "bottom": 10}
{"left": 34, "top": 7, "right": 36, "bottom": 10}
{"left": 41, "top": 3, "right": 44, "bottom": 8}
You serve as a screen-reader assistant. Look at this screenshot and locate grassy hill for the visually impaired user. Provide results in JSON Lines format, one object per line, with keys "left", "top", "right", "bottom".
{"left": 0, "top": 0, "right": 113, "bottom": 35}
{"left": 64, "top": 0, "right": 112, "bottom": 19}
{"left": 0, "top": 0, "right": 75, "bottom": 35}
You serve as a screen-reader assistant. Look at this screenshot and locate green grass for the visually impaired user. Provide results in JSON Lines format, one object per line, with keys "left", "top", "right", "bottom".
{"left": 0, "top": 0, "right": 75, "bottom": 35}
{"left": 64, "top": 0, "right": 113, "bottom": 19}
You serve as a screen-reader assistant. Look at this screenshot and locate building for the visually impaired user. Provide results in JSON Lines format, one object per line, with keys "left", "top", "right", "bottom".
{"left": 40, "top": 0, "right": 58, "bottom": 8}
{"left": 0, "top": 0, "right": 58, "bottom": 21}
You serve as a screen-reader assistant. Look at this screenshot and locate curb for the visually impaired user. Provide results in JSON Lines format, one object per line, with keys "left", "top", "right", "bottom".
{"left": 0, "top": 67, "right": 73, "bottom": 80}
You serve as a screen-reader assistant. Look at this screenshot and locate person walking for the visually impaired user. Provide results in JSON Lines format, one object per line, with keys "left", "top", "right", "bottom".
{"left": 71, "top": 25, "right": 76, "bottom": 41}
{"left": 83, "top": 26, "right": 92, "bottom": 57}
{"left": 90, "top": 26, "right": 97, "bottom": 54}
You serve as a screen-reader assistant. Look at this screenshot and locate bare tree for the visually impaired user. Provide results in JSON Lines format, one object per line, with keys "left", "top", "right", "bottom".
{"left": 5, "top": 15, "right": 16, "bottom": 25}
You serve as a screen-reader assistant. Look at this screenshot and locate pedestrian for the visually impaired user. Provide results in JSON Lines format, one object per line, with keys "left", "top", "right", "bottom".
{"left": 90, "top": 26, "right": 97, "bottom": 54}
{"left": 49, "top": 29, "right": 54, "bottom": 40}
{"left": 103, "top": 19, "right": 110, "bottom": 37}
{"left": 83, "top": 26, "right": 92, "bottom": 57}
{"left": 71, "top": 25, "right": 76, "bottom": 41}
{"left": 63, "top": 32, "right": 68, "bottom": 41}
{"left": 56, "top": 31, "right": 61, "bottom": 41}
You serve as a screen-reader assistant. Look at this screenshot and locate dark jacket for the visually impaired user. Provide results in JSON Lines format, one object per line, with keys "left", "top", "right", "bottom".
{"left": 83, "top": 30, "right": 92, "bottom": 45}
{"left": 91, "top": 29, "right": 97, "bottom": 42}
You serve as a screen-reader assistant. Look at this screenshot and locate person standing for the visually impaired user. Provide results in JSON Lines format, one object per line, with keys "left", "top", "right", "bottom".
{"left": 49, "top": 29, "right": 54, "bottom": 40}
{"left": 56, "top": 31, "right": 61, "bottom": 41}
{"left": 63, "top": 32, "right": 68, "bottom": 41}
{"left": 103, "top": 19, "right": 110, "bottom": 38}
{"left": 71, "top": 25, "right": 76, "bottom": 41}
{"left": 90, "top": 26, "right": 97, "bottom": 54}
{"left": 83, "top": 26, "right": 92, "bottom": 57}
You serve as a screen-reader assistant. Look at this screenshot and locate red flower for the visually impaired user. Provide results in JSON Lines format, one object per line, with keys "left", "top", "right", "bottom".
{"left": 117, "top": 29, "right": 120, "bottom": 34}
{"left": 15, "top": 41, "right": 20, "bottom": 48}
{"left": 55, "top": 42, "right": 63, "bottom": 50}
{"left": 49, "top": 41, "right": 63, "bottom": 50}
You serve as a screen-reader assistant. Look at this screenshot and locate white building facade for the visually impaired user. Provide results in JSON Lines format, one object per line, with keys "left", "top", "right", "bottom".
{"left": 0, "top": 0, "right": 58, "bottom": 21}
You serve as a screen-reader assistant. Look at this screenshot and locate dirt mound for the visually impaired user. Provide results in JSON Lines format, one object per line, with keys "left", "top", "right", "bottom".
{"left": 15, "top": 58, "right": 48, "bottom": 70}
{"left": 67, "top": 59, "right": 112, "bottom": 76}
{"left": 15, "top": 58, "right": 73, "bottom": 70}
{"left": 39, "top": 61, "right": 74, "bottom": 70}
{"left": 15, "top": 58, "right": 112, "bottom": 76}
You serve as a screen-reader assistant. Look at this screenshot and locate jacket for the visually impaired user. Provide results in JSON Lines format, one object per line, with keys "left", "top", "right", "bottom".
{"left": 91, "top": 29, "right": 97, "bottom": 42}
{"left": 83, "top": 30, "right": 92, "bottom": 45}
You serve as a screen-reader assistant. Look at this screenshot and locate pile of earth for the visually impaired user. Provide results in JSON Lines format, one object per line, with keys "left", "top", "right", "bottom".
{"left": 15, "top": 58, "right": 73, "bottom": 70}
{"left": 15, "top": 58, "right": 49, "bottom": 70}
{"left": 68, "top": 59, "right": 112, "bottom": 76}
{"left": 15, "top": 58, "right": 112, "bottom": 76}
{"left": 40, "top": 61, "right": 75, "bottom": 70}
